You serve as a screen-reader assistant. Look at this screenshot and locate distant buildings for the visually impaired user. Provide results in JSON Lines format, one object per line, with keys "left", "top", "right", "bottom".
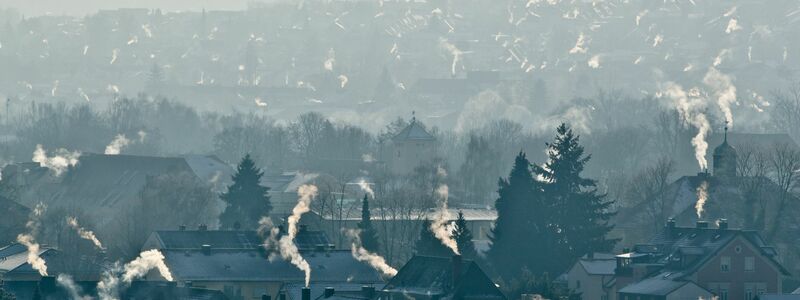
{"left": 379, "top": 255, "right": 506, "bottom": 300}
{"left": 385, "top": 116, "right": 436, "bottom": 174}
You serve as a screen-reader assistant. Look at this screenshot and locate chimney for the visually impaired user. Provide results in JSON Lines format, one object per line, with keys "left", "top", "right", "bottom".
{"left": 718, "top": 219, "right": 728, "bottom": 230}
{"left": 198, "top": 224, "right": 208, "bottom": 231}
{"left": 261, "top": 295, "right": 271, "bottom": 300}
{"left": 301, "top": 287, "right": 311, "bottom": 300}
{"left": 667, "top": 218, "right": 677, "bottom": 238}
{"left": 451, "top": 254, "right": 463, "bottom": 288}
{"left": 361, "top": 286, "right": 375, "bottom": 299}
{"left": 179, "top": 225, "right": 186, "bottom": 231}
{"left": 696, "top": 221, "right": 709, "bottom": 229}
{"left": 324, "top": 287, "right": 335, "bottom": 298}
{"left": 278, "top": 292, "right": 287, "bottom": 300}
{"left": 201, "top": 244, "right": 212, "bottom": 255}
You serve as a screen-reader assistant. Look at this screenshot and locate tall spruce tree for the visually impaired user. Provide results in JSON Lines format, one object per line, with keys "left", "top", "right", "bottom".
{"left": 534, "top": 123, "right": 617, "bottom": 271}
{"left": 415, "top": 219, "right": 452, "bottom": 257}
{"left": 487, "top": 152, "right": 555, "bottom": 278}
{"left": 453, "top": 210, "right": 477, "bottom": 259}
{"left": 357, "top": 194, "right": 381, "bottom": 253}
{"left": 219, "top": 154, "right": 272, "bottom": 229}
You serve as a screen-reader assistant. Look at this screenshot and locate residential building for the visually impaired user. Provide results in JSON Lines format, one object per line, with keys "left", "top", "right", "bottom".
{"left": 614, "top": 220, "right": 790, "bottom": 300}
{"left": 142, "top": 224, "right": 332, "bottom": 253}
{"left": 384, "top": 116, "right": 436, "bottom": 174}
{"left": 378, "top": 255, "right": 506, "bottom": 299}
{"left": 566, "top": 253, "right": 616, "bottom": 300}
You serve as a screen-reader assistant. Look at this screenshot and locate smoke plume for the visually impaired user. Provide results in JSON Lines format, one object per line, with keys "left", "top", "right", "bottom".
{"left": 356, "top": 179, "right": 375, "bottom": 199}
{"left": 439, "top": 38, "right": 463, "bottom": 76}
{"left": 66, "top": 216, "right": 105, "bottom": 250}
{"left": 345, "top": 229, "right": 397, "bottom": 277}
{"left": 278, "top": 184, "right": 317, "bottom": 287}
{"left": 703, "top": 67, "right": 737, "bottom": 126}
{"left": 430, "top": 167, "right": 459, "bottom": 255}
{"left": 662, "top": 83, "right": 711, "bottom": 170}
{"left": 57, "top": 274, "right": 91, "bottom": 300}
{"left": 695, "top": 181, "right": 709, "bottom": 218}
{"left": 104, "top": 134, "right": 131, "bottom": 155}
{"left": 16, "top": 203, "right": 48, "bottom": 276}
{"left": 98, "top": 250, "right": 174, "bottom": 300}
{"left": 32, "top": 144, "right": 81, "bottom": 176}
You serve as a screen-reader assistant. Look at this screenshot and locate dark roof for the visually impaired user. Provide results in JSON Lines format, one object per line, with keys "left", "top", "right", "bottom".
{"left": 150, "top": 228, "right": 330, "bottom": 251}
{"left": 123, "top": 281, "right": 230, "bottom": 300}
{"left": 391, "top": 120, "right": 435, "bottom": 142}
{"left": 383, "top": 255, "right": 505, "bottom": 299}
{"left": 4, "top": 249, "right": 105, "bottom": 281}
{"left": 162, "top": 249, "right": 383, "bottom": 283}
{"left": 713, "top": 139, "right": 736, "bottom": 156}
{"left": 0, "top": 196, "right": 29, "bottom": 245}
{"left": 642, "top": 225, "right": 790, "bottom": 278}
{"left": 283, "top": 283, "right": 378, "bottom": 300}
{"left": 0, "top": 243, "right": 28, "bottom": 259}
{"left": 577, "top": 259, "right": 616, "bottom": 275}
{"left": 617, "top": 277, "right": 701, "bottom": 296}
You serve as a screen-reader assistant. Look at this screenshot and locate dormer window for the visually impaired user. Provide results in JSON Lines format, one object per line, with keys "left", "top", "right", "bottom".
{"left": 721, "top": 256, "right": 731, "bottom": 272}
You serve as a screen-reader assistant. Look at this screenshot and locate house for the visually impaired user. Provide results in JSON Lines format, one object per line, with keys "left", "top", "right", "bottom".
{"left": 565, "top": 253, "right": 616, "bottom": 300}
{"left": 3, "top": 276, "right": 230, "bottom": 300}
{"left": 142, "top": 225, "right": 332, "bottom": 252}
{"left": 0, "top": 195, "right": 29, "bottom": 245}
{"left": 613, "top": 220, "right": 790, "bottom": 300}
{"left": 148, "top": 246, "right": 384, "bottom": 300}
{"left": 0, "top": 244, "right": 105, "bottom": 300}
{"left": 384, "top": 116, "right": 436, "bottom": 174}
{"left": 378, "top": 255, "right": 506, "bottom": 299}
{"left": 282, "top": 284, "right": 379, "bottom": 300}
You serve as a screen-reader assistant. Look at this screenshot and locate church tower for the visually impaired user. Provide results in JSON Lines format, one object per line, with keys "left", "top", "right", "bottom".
{"left": 712, "top": 126, "right": 737, "bottom": 179}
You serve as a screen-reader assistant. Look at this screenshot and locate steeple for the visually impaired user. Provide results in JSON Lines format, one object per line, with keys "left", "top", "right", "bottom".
{"left": 713, "top": 122, "right": 737, "bottom": 180}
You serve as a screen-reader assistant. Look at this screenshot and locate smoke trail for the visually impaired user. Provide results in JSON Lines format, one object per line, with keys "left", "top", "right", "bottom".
{"left": 17, "top": 203, "right": 48, "bottom": 276}
{"left": 430, "top": 184, "right": 459, "bottom": 255}
{"left": 33, "top": 144, "right": 81, "bottom": 176}
{"left": 725, "top": 18, "right": 741, "bottom": 34}
{"left": 439, "top": 38, "right": 463, "bottom": 76}
{"left": 277, "top": 185, "right": 317, "bottom": 287}
{"left": 587, "top": 55, "right": 601, "bottom": 69}
{"left": 695, "top": 181, "right": 709, "bottom": 218}
{"left": 703, "top": 67, "right": 737, "bottom": 126}
{"left": 57, "top": 274, "right": 91, "bottom": 300}
{"left": 569, "top": 32, "right": 588, "bottom": 54}
{"left": 338, "top": 75, "right": 349, "bottom": 88}
{"left": 324, "top": 48, "right": 335, "bottom": 71}
{"left": 356, "top": 179, "right": 375, "bottom": 199}
{"left": 110, "top": 48, "right": 119, "bottom": 65}
{"left": 344, "top": 229, "right": 397, "bottom": 277}
{"left": 104, "top": 134, "right": 131, "bottom": 155}
{"left": 662, "top": 83, "right": 711, "bottom": 170}
{"left": 98, "top": 250, "right": 174, "bottom": 300}
{"left": 66, "top": 216, "right": 104, "bottom": 250}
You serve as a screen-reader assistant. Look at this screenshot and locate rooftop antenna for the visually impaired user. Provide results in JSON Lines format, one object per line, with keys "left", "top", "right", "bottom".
{"left": 412, "top": 110, "right": 416, "bottom": 123}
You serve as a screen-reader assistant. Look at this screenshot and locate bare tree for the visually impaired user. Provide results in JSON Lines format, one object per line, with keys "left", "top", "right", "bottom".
{"left": 770, "top": 85, "right": 800, "bottom": 141}
{"left": 626, "top": 157, "right": 676, "bottom": 231}
{"left": 736, "top": 144, "right": 771, "bottom": 230}
{"left": 766, "top": 144, "right": 800, "bottom": 240}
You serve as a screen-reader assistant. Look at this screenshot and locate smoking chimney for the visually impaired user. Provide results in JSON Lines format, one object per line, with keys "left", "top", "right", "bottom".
{"left": 324, "top": 287, "right": 335, "bottom": 298}
{"left": 362, "top": 286, "right": 375, "bottom": 299}
{"left": 666, "top": 218, "right": 677, "bottom": 238}
{"left": 451, "top": 254, "right": 463, "bottom": 289}
{"left": 201, "top": 244, "right": 212, "bottom": 256}
{"left": 302, "top": 287, "right": 311, "bottom": 300}
{"left": 718, "top": 219, "right": 728, "bottom": 230}
{"left": 696, "top": 221, "right": 709, "bottom": 229}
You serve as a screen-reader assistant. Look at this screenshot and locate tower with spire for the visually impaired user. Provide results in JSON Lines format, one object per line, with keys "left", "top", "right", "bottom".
{"left": 387, "top": 111, "right": 436, "bottom": 174}
{"left": 712, "top": 124, "right": 737, "bottom": 180}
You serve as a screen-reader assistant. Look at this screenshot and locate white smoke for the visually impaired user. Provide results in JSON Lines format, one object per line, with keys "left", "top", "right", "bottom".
{"left": 662, "top": 83, "right": 711, "bottom": 170}
{"left": 439, "top": 38, "right": 463, "bottom": 76}
{"left": 588, "top": 55, "right": 601, "bottom": 69}
{"left": 569, "top": 32, "right": 588, "bottom": 54}
{"left": 57, "top": 274, "right": 91, "bottom": 300}
{"left": 345, "top": 229, "right": 397, "bottom": 277}
{"left": 430, "top": 166, "right": 459, "bottom": 255}
{"left": 33, "top": 145, "right": 81, "bottom": 176}
{"left": 66, "top": 216, "right": 104, "bottom": 250}
{"left": 695, "top": 181, "right": 709, "bottom": 218}
{"left": 104, "top": 134, "right": 131, "bottom": 155}
{"left": 356, "top": 179, "right": 375, "bottom": 199}
{"left": 713, "top": 49, "right": 731, "bottom": 67}
{"left": 17, "top": 203, "right": 48, "bottom": 276}
{"left": 98, "top": 250, "right": 174, "bottom": 300}
{"left": 703, "top": 67, "right": 737, "bottom": 127}
{"left": 338, "top": 75, "right": 349, "bottom": 89}
{"left": 110, "top": 48, "right": 119, "bottom": 65}
{"left": 277, "top": 185, "right": 317, "bottom": 287}
{"left": 324, "top": 48, "right": 336, "bottom": 71}
{"left": 725, "top": 18, "right": 742, "bottom": 34}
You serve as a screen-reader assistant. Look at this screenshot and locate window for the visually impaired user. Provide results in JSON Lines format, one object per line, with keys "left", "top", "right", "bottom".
{"left": 720, "top": 288, "right": 729, "bottom": 300}
{"left": 253, "top": 287, "right": 268, "bottom": 298}
{"left": 576, "top": 280, "right": 581, "bottom": 289}
{"left": 720, "top": 256, "right": 731, "bottom": 272}
{"left": 735, "top": 246, "right": 743, "bottom": 253}
{"left": 744, "top": 257, "right": 755, "bottom": 272}
{"left": 745, "top": 286, "right": 754, "bottom": 300}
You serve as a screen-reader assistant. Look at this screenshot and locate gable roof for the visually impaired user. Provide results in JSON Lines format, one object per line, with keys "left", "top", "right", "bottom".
{"left": 391, "top": 120, "right": 435, "bottom": 142}
{"left": 618, "top": 276, "right": 705, "bottom": 296}
{"left": 383, "top": 255, "right": 505, "bottom": 299}
{"left": 3, "top": 248, "right": 105, "bottom": 281}
{"left": 161, "top": 249, "right": 383, "bottom": 283}
{"left": 149, "top": 228, "right": 332, "bottom": 252}
{"left": 578, "top": 259, "right": 616, "bottom": 276}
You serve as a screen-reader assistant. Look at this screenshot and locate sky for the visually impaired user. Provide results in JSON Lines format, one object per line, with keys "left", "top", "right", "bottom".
{"left": 0, "top": 0, "right": 251, "bottom": 16}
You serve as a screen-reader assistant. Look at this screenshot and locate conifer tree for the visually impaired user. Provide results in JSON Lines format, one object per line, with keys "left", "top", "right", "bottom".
{"left": 219, "top": 154, "right": 272, "bottom": 229}
{"left": 534, "top": 123, "right": 617, "bottom": 270}
{"left": 357, "top": 194, "right": 381, "bottom": 253}
{"left": 414, "top": 219, "right": 451, "bottom": 257}
{"left": 452, "top": 210, "right": 477, "bottom": 259}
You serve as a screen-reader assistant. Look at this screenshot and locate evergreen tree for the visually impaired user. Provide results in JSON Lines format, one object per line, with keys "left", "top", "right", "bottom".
{"left": 487, "top": 152, "right": 555, "bottom": 278}
{"left": 452, "top": 210, "right": 477, "bottom": 259}
{"left": 414, "top": 219, "right": 451, "bottom": 257}
{"left": 219, "top": 154, "right": 272, "bottom": 229}
{"left": 459, "top": 134, "right": 499, "bottom": 205}
{"left": 357, "top": 194, "right": 381, "bottom": 253}
{"left": 534, "top": 123, "right": 617, "bottom": 270}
